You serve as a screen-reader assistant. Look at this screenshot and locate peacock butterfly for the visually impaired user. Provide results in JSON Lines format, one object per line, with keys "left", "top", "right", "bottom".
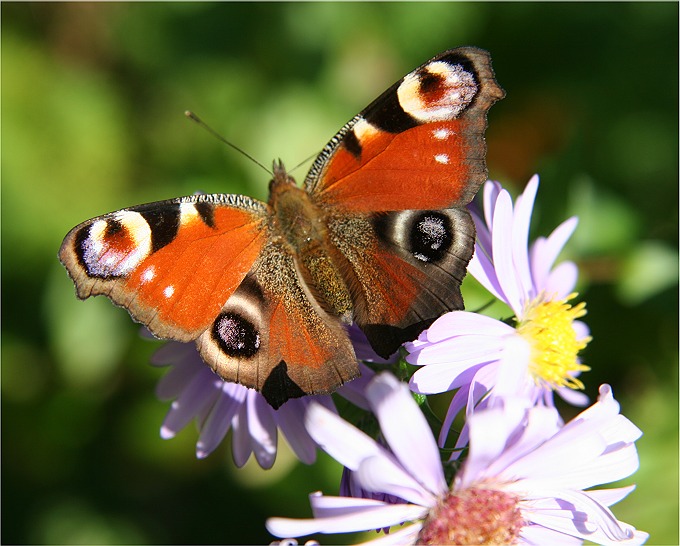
{"left": 59, "top": 47, "right": 504, "bottom": 408}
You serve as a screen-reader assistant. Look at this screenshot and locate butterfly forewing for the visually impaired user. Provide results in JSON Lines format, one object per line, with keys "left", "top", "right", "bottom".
{"left": 304, "top": 48, "right": 504, "bottom": 211}
{"left": 59, "top": 194, "right": 268, "bottom": 341}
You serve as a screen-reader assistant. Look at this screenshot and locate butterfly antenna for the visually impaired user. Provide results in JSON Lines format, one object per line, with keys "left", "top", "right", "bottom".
{"left": 184, "top": 111, "right": 271, "bottom": 175}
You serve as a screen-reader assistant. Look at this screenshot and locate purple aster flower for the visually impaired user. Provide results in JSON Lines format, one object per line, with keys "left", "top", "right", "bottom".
{"left": 266, "top": 373, "right": 647, "bottom": 545}
{"left": 150, "top": 324, "right": 393, "bottom": 469}
{"left": 406, "top": 176, "right": 591, "bottom": 449}
{"left": 151, "top": 341, "right": 335, "bottom": 469}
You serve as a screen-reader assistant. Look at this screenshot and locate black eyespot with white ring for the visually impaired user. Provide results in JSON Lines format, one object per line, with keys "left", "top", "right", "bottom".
{"left": 372, "top": 209, "right": 456, "bottom": 265}
{"left": 409, "top": 212, "right": 453, "bottom": 263}
{"left": 212, "top": 311, "right": 261, "bottom": 359}
{"left": 209, "top": 274, "right": 266, "bottom": 360}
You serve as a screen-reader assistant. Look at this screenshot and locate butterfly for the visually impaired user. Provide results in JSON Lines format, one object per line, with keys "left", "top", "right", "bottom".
{"left": 59, "top": 47, "right": 504, "bottom": 409}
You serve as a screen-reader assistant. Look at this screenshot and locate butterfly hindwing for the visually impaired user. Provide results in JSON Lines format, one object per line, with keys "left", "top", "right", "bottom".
{"left": 196, "top": 241, "right": 358, "bottom": 409}
{"left": 327, "top": 207, "right": 476, "bottom": 357}
{"left": 59, "top": 194, "right": 268, "bottom": 341}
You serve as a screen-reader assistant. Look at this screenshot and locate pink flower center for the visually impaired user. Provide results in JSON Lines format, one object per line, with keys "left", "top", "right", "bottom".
{"left": 417, "top": 488, "right": 523, "bottom": 545}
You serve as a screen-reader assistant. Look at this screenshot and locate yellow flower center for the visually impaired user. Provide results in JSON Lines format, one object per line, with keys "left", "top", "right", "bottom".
{"left": 516, "top": 293, "right": 591, "bottom": 390}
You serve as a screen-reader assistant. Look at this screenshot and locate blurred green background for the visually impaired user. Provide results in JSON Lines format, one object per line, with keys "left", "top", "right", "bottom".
{"left": 2, "top": 3, "right": 678, "bottom": 544}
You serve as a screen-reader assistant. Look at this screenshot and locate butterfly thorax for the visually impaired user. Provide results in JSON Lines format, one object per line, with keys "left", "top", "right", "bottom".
{"left": 268, "top": 163, "right": 354, "bottom": 321}
{"left": 268, "top": 164, "right": 323, "bottom": 250}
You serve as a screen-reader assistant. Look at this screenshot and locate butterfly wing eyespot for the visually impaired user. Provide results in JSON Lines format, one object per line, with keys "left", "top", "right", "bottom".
{"left": 59, "top": 194, "right": 269, "bottom": 341}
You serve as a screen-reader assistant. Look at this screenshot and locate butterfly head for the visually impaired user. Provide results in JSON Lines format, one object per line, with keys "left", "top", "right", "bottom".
{"left": 269, "top": 159, "right": 297, "bottom": 192}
